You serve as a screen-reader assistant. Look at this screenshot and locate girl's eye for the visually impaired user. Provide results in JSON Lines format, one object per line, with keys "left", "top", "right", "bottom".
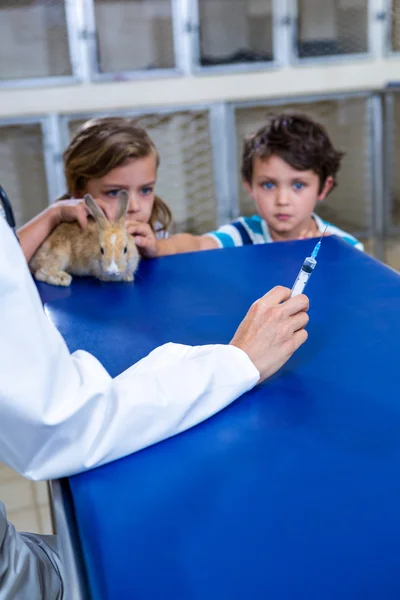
{"left": 141, "top": 186, "right": 153, "bottom": 196}
{"left": 106, "top": 189, "right": 123, "bottom": 198}
{"left": 100, "top": 246, "right": 105, "bottom": 255}
{"left": 262, "top": 182, "right": 275, "bottom": 190}
{"left": 293, "top": 182, "right": 305, "bottom": 191}
{"left": 123, "top": 246, "right": 127, "bottom": 254}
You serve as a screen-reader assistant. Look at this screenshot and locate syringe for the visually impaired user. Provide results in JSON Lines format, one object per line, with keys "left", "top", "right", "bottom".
{"left": 290, "top": 227, "right": 327, "bottom": 298}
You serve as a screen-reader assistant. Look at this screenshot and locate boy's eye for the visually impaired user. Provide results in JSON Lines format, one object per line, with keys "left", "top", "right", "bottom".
{"left": 100, "top": 246, "right": 105, "bottom": 255}
{"left": 140, "top": 186, "right": 153, "bottom": 196}
{"left": 293, "top": 182, "right": 305, "bottom": 190}
{"left": 123, "top": 246, "right": 127, "bottom": 254}
{"left": 262, "top": 182, "right": 275, "bottom": 190}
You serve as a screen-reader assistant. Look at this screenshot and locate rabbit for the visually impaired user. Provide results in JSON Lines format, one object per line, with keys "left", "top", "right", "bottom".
{"left": 30, "top": 191, "right": 140, "bottom": 287}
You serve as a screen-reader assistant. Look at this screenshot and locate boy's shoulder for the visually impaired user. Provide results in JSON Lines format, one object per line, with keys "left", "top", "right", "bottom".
{"left": 313, "top": 214, "right": 364, "bottom": 251}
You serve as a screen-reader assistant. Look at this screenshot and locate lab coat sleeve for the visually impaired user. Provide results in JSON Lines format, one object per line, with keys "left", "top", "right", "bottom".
{"left": 0, "top": 219, "right": 259, "bottom": 481}
{"left": 0, "top": 502, "right": 63, "bottom": 599}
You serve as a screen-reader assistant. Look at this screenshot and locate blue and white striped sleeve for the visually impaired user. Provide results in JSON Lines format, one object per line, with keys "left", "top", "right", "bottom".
{"left": 328, "top": 227, "right": 365, "bottom": 252}
{"left": 206, "top": 220, "right": 253, "bottom": 248}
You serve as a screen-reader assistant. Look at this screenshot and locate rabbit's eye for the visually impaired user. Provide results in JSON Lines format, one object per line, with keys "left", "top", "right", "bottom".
{"left": 100, "top": 247, "right": 105, "bottom": 255}
{"left": 123, "top": 246, "right": 127, "bottom": 254}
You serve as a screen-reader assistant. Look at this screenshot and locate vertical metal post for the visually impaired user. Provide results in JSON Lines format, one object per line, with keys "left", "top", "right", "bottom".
{"left": 41, "top": 114, "right": 67, "bottom": 204}
{"left": 368, "top": 0, "right": 389, "bottom": 58}
{"left": 383, "top": 92, "right": 395, "bottom": 233}
{"left": 173, "top": 0, "right": 198, "bottom": 74}
{"left": 383, "top": 0, "right": 393, "bottom": 55}
{"left": 273, "top": 0, "right": 294, "bottom": 66}
{"left": 368, "top": 93, "right": 385, "bottom": 261}
{"left": 64, "top": 0, "right": 94, "bottom": 82}
{"left": 209, "top": 103, "right": 240, "bottom": 226}
{"left": 288, "top": 0, "right": 299, "bottom": 63}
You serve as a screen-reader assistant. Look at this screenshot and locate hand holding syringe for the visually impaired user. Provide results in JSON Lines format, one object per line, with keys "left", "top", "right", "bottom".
{"left": 290, "top": 226, "right": 327, "bottom": 298}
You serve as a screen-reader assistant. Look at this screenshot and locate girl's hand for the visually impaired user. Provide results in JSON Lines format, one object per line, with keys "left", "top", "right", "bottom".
{"left": 127, "top": 220, "right": 159, "bottom": 258}
{"left": 18, "top": 199, "right": 89, "bottom": 263}
{"left": 54, "top": 199, "right": 89, "bottom": 230}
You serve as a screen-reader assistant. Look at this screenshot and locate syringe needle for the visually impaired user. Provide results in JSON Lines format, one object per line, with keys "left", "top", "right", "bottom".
{"left": 291, "top": 225, "right": 328, "bottom": 297}
{"left": 319, "top": 224, "right": 328, "bottom": 242}
{"left": 311, "top": 225, "right": 328, "bottom": 260}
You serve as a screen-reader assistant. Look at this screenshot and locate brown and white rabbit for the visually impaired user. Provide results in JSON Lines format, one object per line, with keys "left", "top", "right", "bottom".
{"left": 30, "top": 191, "right": 140, "bottom": 287}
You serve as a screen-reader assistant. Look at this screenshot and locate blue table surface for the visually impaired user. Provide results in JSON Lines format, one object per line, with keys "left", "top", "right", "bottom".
{"left": 39, "top": 237, "right": 400, "bottom": 600}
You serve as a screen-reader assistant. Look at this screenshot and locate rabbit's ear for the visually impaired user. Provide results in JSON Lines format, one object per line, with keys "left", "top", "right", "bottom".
{"left": 84, "top": 194, "right": 108, "bottom": 228}
{"left": 115, "top": 190, "right": 129, "bottom": 223}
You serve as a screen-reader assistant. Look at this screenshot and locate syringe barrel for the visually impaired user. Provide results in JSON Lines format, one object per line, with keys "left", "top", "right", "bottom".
{"left": 301, "top": 256, "right": 317, "bottom": 272}
{"left": 290, "top": 256, "right": 317, "bottom": 297}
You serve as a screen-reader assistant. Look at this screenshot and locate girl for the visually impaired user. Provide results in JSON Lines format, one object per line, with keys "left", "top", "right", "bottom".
{"left": 19, "top": 117, "right": 171, "bottom": 263}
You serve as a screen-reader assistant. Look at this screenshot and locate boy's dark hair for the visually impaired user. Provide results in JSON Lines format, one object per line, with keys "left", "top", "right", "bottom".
{"left": 241, "top": 113, "right": 345, "bottom": 193}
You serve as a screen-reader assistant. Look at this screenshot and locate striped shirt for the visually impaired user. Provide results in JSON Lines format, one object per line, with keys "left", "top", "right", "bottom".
{"left": 206, "top": 213, "right": 364, "bottom": 251}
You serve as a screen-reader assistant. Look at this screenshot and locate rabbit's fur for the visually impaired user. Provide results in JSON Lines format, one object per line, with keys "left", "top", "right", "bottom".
{"left": 30, "top": 191, "right": 140, "bottom": 287}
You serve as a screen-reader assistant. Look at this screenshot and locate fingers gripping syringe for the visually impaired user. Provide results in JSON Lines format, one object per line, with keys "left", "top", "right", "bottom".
{"left": 290, "top": 227, "right": 327, "bottom": 298}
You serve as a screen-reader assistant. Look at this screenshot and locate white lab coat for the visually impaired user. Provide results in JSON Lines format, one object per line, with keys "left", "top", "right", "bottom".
{"left": 0, "top": 217, "right": 259, "bottom": 598}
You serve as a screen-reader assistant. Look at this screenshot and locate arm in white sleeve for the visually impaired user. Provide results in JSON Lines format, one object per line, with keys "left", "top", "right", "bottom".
{"left": 0, "top": 218, "right": 259, "bottom": 481}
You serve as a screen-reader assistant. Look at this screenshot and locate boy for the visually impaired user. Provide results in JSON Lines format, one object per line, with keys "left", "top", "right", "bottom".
{"left": 155, "top": 113, "right": 363, "bottom": 255}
